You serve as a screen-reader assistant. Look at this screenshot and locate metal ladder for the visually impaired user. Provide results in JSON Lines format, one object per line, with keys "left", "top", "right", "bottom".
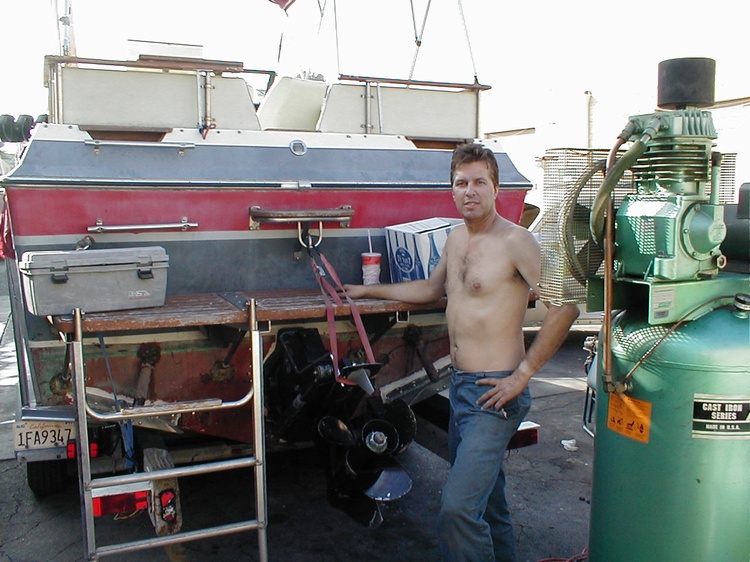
{"left": 69, "top": 300, "right": 268, "bottom": 561}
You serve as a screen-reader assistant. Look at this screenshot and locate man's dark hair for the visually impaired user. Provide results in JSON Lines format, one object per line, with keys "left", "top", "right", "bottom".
{"left": 450, "top": 143, "right": 500, "bottom": 187}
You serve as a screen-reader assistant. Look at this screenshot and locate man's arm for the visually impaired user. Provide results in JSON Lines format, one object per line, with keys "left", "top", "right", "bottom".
{"left": 476, "top": 302, "right": 579, "bottom": 410}
{"left": 476, "top": 225, "right": 580, "bottom": 409}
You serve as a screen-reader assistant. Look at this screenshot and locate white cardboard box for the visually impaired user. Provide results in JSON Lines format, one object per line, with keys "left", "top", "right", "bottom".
{"left": 386, "top": 218, "right": 462, "bottom": 283}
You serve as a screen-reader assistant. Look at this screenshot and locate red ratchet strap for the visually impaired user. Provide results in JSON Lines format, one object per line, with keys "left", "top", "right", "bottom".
{"left": 309, "top": 251, "right": 376, "bottom": 384}
{"left": 317, "top": 252, "right": 377, "bottom": 364}
{"left": 309, "top": 256, "right": 346, "bottom": 383}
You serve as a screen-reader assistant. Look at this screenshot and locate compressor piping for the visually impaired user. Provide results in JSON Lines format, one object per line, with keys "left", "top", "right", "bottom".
{"left": 619, "top": 294, "right": 735, "bottom": 385}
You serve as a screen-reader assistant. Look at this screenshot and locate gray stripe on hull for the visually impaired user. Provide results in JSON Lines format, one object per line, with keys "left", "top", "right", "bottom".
{"left": 6, "top": 142, "right": 532, "bottom": 188}
{"left": 14, "top": 235, "right": 388, "bottom": 294}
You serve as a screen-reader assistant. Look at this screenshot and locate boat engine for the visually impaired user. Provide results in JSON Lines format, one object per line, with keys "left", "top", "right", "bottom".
{"left": 540, "top": 58, "right": 749, "bottom": 562}
{"left": 263, "top": 327, "right": 417, "bottom": 528}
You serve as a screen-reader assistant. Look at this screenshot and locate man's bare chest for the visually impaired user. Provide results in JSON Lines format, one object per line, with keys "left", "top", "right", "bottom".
{"left": 447, "top": 247, "right": 518, "bottom": 295}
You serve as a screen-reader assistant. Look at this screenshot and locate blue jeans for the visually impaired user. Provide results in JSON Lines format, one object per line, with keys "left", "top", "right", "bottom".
{"left": 437, "top": 368, "right": 531, "bottom": 562}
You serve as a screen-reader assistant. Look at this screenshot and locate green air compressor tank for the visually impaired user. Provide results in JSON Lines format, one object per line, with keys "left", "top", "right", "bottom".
{"left": 588, "top": 296, "right": 750, "bottom": 562}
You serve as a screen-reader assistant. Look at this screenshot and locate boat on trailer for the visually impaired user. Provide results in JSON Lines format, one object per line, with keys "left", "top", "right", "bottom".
{"left": 1, "top": 5, "right": 532, "bottom": 557}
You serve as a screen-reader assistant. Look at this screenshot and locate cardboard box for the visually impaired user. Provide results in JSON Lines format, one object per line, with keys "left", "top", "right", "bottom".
{"left": 20, "top": 246, "right": 169, "bottom": 316}
{"left": 386, "top": 218, "right": 462, "bottom": 283}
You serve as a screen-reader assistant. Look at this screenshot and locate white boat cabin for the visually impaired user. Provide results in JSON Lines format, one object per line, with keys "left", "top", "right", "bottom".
{"left": 47, "top": 54, "right": 486, "bottom": 142}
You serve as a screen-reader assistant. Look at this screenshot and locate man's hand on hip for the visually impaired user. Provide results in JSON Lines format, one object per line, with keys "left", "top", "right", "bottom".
{"left": 475, "top": 374, "right": 527, "bottom": 411}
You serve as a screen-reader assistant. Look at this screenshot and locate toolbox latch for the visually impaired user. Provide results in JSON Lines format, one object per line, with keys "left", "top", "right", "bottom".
{"left": 137, "top": 256, "right": 155, "bottom": 279}
{"left": 51, "top": 272, "right": 69, "bottom": 283}
{"left": 51, "top": 260, "right": 69, "bottom": 284}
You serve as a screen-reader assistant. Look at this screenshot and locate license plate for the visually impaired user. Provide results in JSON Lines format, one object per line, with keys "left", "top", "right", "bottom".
{"left": 14, "top": 420, "right": 76, "bottom": 451}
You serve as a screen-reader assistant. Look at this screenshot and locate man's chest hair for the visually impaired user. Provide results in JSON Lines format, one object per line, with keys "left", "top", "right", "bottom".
{"left": 449, "top": 248, "right": 520, "bottom": 292}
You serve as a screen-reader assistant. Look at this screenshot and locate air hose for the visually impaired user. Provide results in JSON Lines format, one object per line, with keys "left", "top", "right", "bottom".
{"left": 589, "top": 140, "right": 646, "bottom": 247}
{"left": 589, "top": 116, "right": 665, "bottom": 247}
{"left": 557, "top": 159, "right": 606, "bottom": 285}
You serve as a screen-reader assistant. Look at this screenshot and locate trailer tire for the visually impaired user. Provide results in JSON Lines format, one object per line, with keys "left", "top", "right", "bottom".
{"left": 27, "top": 460, "right": 69, "bottom": 497}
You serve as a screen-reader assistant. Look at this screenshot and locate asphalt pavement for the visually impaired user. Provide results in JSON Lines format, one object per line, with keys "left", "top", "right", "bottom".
{"left": 0, "top": 256, "right": 596, "bottom": 562}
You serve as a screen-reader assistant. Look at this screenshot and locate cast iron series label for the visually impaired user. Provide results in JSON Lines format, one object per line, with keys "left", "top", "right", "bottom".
{"left": 693, "top": 394, "right": 750, "bottom": 439}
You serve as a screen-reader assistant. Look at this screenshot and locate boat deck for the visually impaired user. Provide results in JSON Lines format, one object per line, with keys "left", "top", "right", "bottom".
{"left": 51, "top": 289, "right": 447, "bottom": 333}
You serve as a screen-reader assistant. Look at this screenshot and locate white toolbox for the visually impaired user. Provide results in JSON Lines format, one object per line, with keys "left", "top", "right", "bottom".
{"left": 19, "top": 246, "right": 169, "bottom": 315}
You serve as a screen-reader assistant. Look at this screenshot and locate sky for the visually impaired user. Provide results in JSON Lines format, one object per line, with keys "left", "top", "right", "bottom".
{"left": 1, "top": 0, "right": 748, "bottom": 187}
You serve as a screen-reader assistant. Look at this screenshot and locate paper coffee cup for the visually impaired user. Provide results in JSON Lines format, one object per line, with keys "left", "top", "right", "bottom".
{"left": 362, "top": 252, "right": 381, "bottom": 285}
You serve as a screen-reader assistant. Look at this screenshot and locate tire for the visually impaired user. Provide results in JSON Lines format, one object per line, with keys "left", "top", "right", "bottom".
{"left": 0, "top": 114, "right": 14, "bottom": 142}
{"left": 14, "top": 114, "right": 35, "bottom": 142}
{"left": 26, "top": 460, "right": 70, "bottom": 497}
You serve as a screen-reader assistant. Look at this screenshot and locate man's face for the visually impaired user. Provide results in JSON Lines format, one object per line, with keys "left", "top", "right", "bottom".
{"left": 451, "top": 160, "right": 499, "bottom": 221}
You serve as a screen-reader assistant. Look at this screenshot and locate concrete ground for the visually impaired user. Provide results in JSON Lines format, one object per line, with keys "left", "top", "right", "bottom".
{"left": 0, "top": 255, "right": 595, "bottom": 562}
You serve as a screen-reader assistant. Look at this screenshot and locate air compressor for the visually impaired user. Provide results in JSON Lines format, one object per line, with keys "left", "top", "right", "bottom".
{"left": 541, "top": 57, "right": 749, "bottom": 562}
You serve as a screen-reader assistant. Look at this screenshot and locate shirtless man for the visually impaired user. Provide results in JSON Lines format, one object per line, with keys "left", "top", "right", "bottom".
{"left": 344, "top": 143, "right": 579, "bottom": 561}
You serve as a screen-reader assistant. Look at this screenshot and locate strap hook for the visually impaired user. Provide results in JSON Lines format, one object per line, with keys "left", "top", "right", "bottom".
{"left": 297, "top": 221, "right": 324, "bottom": 249}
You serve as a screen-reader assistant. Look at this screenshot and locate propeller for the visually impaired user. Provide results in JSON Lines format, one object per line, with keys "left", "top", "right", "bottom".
{"left": 317, "top": 399, "right": 417, "bottom": 527}
{"left": 264, "top": 328, "right": 419, "bottom": 527}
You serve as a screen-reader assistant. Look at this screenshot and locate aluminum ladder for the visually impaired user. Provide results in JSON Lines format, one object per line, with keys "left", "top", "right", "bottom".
{"left": 69, "top": 300, "right": 268, "bottom": 561}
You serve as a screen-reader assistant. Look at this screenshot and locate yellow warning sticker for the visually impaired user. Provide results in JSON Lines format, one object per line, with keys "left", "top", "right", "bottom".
{"left": 607, "top": 393, "right": 652, "bottom": 443}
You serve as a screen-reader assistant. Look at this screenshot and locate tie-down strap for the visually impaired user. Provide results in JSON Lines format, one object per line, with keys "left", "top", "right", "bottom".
{"left": 309, "top": 250, "right": 376, "bottom": 384}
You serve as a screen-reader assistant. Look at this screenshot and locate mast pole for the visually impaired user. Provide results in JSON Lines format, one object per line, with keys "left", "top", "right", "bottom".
{"left": 58, "top": 0, "right": 77, "bottom": 57}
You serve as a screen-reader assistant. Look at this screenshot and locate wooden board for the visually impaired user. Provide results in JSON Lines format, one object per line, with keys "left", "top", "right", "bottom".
{"left": 51, "top": 289, "right": 446, "bottom": 334}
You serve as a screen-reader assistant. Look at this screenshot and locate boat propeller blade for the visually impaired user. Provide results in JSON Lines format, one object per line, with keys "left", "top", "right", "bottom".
{"left": 360, "top": 463, "right": 413, "bottom": 502}
{"left": 317, "top": 416, "right": 356, "bottom": 447}
{"left": 327, "top": 483, "right": 384, "bottom": 529}
{"left": 339, "top": 361, "right": 383, "bottom": 395}
{"left": 382, "top": 398, "right": 417, "bottom": 453}
{"left": 344, "top": 444, "right": 411, "bottom": 500}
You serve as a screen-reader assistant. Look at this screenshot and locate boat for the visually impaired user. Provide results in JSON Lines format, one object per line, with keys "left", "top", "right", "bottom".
{"left": 0, "top": 1, "right": 532, "bottom": 557}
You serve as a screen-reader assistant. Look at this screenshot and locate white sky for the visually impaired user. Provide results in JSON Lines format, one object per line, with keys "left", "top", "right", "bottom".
{"left": 1, "top": 0, "right": 748, "bottom": 186}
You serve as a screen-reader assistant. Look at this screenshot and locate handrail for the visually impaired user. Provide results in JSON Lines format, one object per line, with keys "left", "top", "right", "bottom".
{"left": 89, "top": 456, "right": 258, "bottom": 490}
{"left": 249, "top": 205, "right": 354, "bottom": 230}
{"left": 44, "top": 54, "right": 276, "bottom": 80}
{"left": 88, "top": 217, "right": 198, "bottom": 233}
{"left": 83, "top": 139, "right": 195, "bottom": 150}
{"left": 82, "top": 390, "right": 254, "bottom": 422}
{"left": 73, "top": 293, "right": 254, "bottom": 421}
{"left": 69, "top": 297, "right": 268, "bottom": 561}
{"left": 338, "top": 74, "right": 491, "bottom": 91}
{"left": 94, "top": 520, "right": 263, "bottom": 558}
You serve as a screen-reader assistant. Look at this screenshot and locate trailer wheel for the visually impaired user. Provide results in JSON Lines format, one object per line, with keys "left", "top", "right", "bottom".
{"left": 26, "top": 460, "right": 69, "bottom": 497}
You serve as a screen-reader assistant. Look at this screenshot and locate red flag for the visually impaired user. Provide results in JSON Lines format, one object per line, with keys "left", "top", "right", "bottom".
{"left": 269, "top": 0, "right": 296, "bottom": 10}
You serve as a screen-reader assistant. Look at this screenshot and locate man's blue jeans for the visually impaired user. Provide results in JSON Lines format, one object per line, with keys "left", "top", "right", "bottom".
{"left": 437, "top": 368, "right": 531, "bottom": 562}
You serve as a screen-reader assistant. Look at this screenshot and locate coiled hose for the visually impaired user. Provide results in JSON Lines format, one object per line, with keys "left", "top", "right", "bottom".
{"left": 557, "top": 159, "right": 607, "bottom": 285}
